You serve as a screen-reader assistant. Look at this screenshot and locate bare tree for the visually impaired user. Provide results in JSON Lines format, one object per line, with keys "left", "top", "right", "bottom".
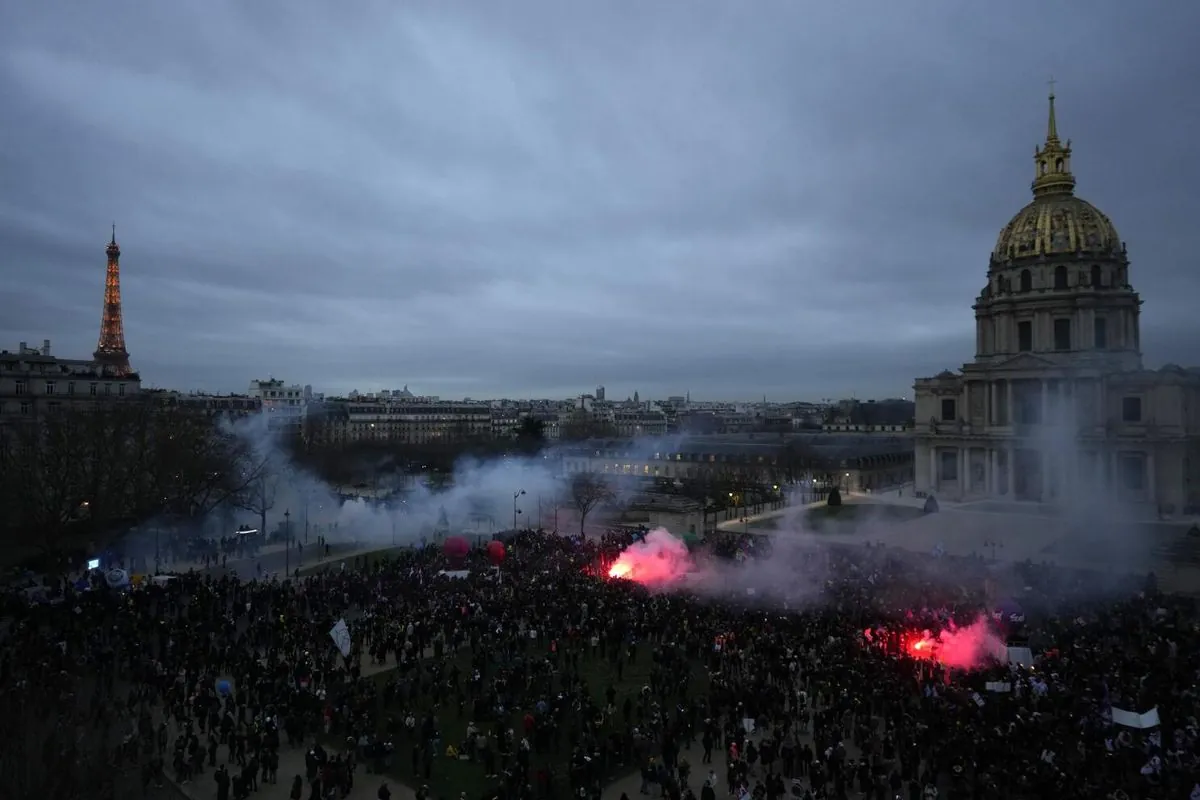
{"left": 776, "top": 439, "right": 817, "bottom": 486}
{"left": 95, "top": 401, "right": 267, "bottom": 525}
{"left": 570, "top": 472, "right": 615, "bottom": 536}
{"left": 0, "top": 403, "right": 137, "bottom": 554}
{"left": 0, "top": 399, "right": 276, "bottom": 563}
{"left": 238, "top": 457, "right": 280, "bottom": 536}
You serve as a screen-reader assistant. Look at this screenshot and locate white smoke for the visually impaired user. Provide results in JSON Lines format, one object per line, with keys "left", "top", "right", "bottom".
{"left": 215, "top": 415, "right": 672, "bottom": 546}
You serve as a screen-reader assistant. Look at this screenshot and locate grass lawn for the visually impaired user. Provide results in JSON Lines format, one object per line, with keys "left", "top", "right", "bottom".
{"left": 369, "top": 640, "right": 709, "bottom": 799}
{"left": 802, "top": 501, "right": 926, "bottom": 532}
{"left": 742, "top": 502, "right": 925, "bottom": 535}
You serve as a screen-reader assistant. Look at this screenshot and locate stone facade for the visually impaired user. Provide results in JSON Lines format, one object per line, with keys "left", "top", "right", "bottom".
{"left": 913, "top": 94, "right": 1200, "bottom": 514}
{"left": 0, "top": 339, "right": 142, "bottom": 424}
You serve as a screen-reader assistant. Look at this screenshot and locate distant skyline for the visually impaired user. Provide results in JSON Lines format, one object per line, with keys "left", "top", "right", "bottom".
{"left": 2, "top": 2, "right": 1199, "bottom": 400}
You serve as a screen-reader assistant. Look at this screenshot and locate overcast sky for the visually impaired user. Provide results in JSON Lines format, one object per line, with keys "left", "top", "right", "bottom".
{"left": 2, "top": 2, "right": 1198, "bottom": 401}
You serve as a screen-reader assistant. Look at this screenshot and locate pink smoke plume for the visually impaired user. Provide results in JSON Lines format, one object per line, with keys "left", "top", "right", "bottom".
{"left": 903, "top": 619, "right": 1005, "bottom": 670}
{"left": 607, "top": 529, "right": 694, "bottom": 588}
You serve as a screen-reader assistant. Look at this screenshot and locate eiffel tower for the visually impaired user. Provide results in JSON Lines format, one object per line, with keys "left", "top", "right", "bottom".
{"left": 94, "top": 225, "right": 134, "bottom": 376}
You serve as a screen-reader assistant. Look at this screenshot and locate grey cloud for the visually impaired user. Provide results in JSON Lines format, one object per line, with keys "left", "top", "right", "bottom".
{"left": 2, "top": 0, "right": 1199, "bottom": 400}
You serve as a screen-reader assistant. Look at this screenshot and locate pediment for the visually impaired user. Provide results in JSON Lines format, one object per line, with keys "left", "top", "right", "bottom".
{"left": 992, "top": 353, "right": 1057, "bottom": 371}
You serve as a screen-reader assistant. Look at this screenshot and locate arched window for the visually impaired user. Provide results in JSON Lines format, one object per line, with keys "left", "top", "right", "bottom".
{"left": 1019, "top": 269, "right": 1032, "bottom": 292}
{"left": 1055, "top": 158, "right": 1064, "bottom": 172}
{"left": 1091, "top": 265, "right": 1103, "bottom": 287}
{"left": 1039, "top": 161, "right": 1047, "bottom": 176}
{"left": 1053, "top": 265, "right": 1068, "bottom": 290}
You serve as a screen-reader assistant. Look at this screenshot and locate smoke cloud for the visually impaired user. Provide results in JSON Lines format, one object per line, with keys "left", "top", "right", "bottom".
{"left": 176, "top": 415, "right": 682, "bottom": 548}
{"left": 607, "top": 527, "right": 829, "bottom": 606}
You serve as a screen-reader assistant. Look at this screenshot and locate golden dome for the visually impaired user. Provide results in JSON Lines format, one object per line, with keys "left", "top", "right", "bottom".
{"left": 990, "top": 91, "right": 1124, "bottom": 264}
{"left": 992, "top": 194, "right": 1122, "bottom": 262}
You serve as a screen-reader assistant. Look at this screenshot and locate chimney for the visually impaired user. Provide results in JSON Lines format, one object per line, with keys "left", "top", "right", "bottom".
{"left": 42, "top": 339, "right": 50, "bottom": 356}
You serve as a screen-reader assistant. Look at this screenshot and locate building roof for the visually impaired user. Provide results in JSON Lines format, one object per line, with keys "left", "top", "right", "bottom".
{"left": 566, "top": 432, "right": 910, "bottom": 463}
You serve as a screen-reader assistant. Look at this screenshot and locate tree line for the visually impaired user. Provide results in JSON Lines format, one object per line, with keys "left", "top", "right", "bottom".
{"left": 0, "top": 398, "right": 269, "bottom": 561}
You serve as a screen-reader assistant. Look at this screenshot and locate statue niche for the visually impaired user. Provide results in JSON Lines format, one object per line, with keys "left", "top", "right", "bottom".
{"left": 1049, "top": 210, "right": 1070, "bottom": 250}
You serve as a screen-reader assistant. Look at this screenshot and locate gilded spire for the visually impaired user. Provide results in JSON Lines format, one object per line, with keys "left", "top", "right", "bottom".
{"left": 1046, "top": 79, "right": 1058, "bottom": 142}
{"left": 1032, "top": 83, "right": 1075, "bottom": 198}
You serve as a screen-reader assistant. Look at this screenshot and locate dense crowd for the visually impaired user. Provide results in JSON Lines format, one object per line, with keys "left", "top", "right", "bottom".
{"left": 1, "top": 525, "right": 1197, "bottom": 800}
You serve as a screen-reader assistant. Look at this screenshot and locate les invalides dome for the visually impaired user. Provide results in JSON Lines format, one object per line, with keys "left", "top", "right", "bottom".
{"left": 990, "top": 91, "right": 1126, "bottom": 267}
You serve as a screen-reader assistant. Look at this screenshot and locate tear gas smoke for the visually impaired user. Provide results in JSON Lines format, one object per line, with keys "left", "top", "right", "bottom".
{"left": 192, "top": 415, "right": 658, "bottom": 546}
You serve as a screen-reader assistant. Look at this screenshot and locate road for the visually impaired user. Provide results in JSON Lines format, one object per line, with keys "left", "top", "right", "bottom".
{"left": 168, "top": 539, "right": 402, "bottom": 581}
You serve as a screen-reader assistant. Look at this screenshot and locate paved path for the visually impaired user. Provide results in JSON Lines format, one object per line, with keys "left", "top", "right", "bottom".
{"left": 715, "top": 499, "right": 828, "bottom": 532}
{"left": 156, "top": 541, "right": 400, "bottom": 581}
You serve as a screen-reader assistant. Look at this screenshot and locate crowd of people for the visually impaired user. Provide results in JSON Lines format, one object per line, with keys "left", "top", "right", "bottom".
{"left": 2, "top": 523, "right": 1198, "bottom": 800}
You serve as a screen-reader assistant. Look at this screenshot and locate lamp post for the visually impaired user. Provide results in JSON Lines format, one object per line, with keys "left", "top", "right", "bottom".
{"left": 284, "top": 509, "right": 291, "bottom": 577}
{"left": 513, "top": 489, "right": 525, "bottom": 531}
{"left": 983, "top": 538, "right": 1003, "bottom": 562}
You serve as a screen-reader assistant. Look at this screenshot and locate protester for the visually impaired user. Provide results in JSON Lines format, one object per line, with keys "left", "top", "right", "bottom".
{"left": 1, "top": 526, "right": 1193, "bottom": 800}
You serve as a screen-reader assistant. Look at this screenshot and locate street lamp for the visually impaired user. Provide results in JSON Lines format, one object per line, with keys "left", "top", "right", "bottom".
{"left": 513, "top": 489, "right": 525, "bottom": 531}
{"left": 983, "top": 538, "right": 1003, "bottom": 562}
{"left": 284, "top": 509, "right": 291, "bottom": 577}
{"left": 303, "top": 491, "right": 310, "bottom": 545}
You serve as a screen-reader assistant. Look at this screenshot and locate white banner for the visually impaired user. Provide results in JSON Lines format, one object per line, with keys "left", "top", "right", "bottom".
{"left": 1112, "top": 707, "right": 1160, "bottom": 729}
{"left": 329, "top": 618, "right": 351, "bottom": 659}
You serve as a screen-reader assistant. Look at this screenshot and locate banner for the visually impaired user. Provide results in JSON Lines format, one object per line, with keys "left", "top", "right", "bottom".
{"left": 1112, "top": 707, "right": 1160, "bottom": 729}
{"left": 329, "top": 618, "right": 352, "bottom": 659}
{"left": 1006, "top": 647, "right": 1034, "bottom": 667}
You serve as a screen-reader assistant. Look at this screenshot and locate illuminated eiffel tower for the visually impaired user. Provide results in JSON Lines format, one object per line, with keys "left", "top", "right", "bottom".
{"left": 93, "top": 225, "right": 133, "bottom": 376}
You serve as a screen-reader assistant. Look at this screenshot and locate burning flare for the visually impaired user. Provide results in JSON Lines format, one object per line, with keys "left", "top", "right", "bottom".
{"left": 902, "top": 620, "right": 1005, "bottom": 670}
{"left": 606, "top": 529, "right": 693, "bottom": 588}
